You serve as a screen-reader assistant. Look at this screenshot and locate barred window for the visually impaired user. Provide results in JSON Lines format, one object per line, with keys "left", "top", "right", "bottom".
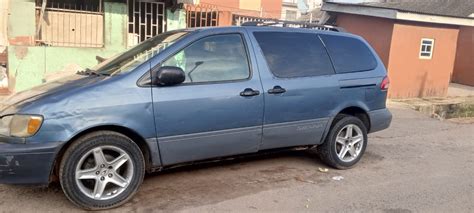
{"left": 35, "top": 0, "right": 104, "bottom": 47}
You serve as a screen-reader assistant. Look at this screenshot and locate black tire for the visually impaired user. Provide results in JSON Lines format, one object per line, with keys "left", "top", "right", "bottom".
{"left": 59, "top": 131, "right": 145, "bottom": 210}
{"left": 317, "top": 115, "right": 368, "bottom": 169}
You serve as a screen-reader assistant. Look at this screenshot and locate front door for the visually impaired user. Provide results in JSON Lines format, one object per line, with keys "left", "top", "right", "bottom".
{"left": 250, "top": 30, "right": 339, "bottom": 150}
{"left": 152, "top": 33, "right": 264, "bottom": 165}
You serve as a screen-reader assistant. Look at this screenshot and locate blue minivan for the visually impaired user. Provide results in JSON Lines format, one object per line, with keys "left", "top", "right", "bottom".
{"left": 0, "top": 24, "right": 391, "bottom": 209}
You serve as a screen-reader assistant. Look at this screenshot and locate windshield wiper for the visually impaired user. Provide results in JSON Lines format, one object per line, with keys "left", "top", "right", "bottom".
{"left": 76, "top": 68, "right": 110, "bottom": 76}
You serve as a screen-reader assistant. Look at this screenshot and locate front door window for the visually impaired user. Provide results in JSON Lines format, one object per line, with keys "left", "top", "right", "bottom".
{"left": 162, "top": 34, "right": 251, "bottom": 83}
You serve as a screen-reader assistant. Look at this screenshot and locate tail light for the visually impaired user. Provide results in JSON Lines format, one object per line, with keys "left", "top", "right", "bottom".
{"left": 381, "top": 76, "right": 390, "bottom": 91}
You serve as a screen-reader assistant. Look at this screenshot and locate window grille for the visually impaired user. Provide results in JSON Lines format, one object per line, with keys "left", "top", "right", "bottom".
{"left": 185, "top": 4, "right": 219, "bottom": 28}
{"left": 35, "top": 0, "right": 104, "bottom": 47}
{"left": 127, "top": 0, "right": 166, "bottom": 47}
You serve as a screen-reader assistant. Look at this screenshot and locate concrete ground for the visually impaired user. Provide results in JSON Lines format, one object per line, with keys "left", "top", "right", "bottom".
{"left": 448, "top": 83, "right": 474, "bottom": 97}
{"left": 0, "top": 104, "right": 473, "bottom": 212}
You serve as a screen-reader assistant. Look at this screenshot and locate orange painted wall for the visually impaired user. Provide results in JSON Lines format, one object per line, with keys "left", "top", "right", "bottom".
{"left": 240, "top": 0, "right": 261, "bottom": 11}
{"left": 199, "top": 0, "right": 239, "bottom": 9}
{"left": 336, "top": 13, "right": 461, "bottom": 98}
{"left": 387, "top": 22, "right": 459, "bottom": 98}
{"left": 261, "top": 0, "right": 282, "bottom": 19}
{"left": 218, "top": 11, "right": 234, "bottom": 26}
{"left": 335, "top": 14, "right": 394, "bottom": 67}
{"left": 452, "top": 26, "right": 474, "bottom": 86}
{"left": 200, "top": 0, "right": 282, "bottom": 20}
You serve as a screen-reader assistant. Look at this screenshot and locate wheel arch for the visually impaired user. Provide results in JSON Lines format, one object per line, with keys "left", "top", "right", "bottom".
{"left": 337, "top": 106, "right": 371, "bottom": 132}
{"left": 320, "top": 105, "right": 371, "bottom": 144}
{"left": 50, "top": 125, "right": 153, "bottom": 183}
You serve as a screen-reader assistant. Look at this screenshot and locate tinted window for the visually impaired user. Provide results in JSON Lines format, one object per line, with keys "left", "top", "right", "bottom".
{"left": 163, "top": 34, "right": 250, "bottom": 83}
{"left": 319, "top": 34, "right": 377, "bottom": 73}
{"left": 253, "top": 32, "right": 334, "bottom": 78}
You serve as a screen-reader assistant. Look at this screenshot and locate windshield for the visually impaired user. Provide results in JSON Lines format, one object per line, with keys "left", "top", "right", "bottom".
{"left": 91, "top": 31, "right": 189, "bottom": 76}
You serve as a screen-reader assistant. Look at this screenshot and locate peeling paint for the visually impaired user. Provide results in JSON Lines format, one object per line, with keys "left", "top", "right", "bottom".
{"left": 7, "top": 2, "right": 129, "bottom": 93}
{"left": 8, "top": 36, "right": 34, "bottom": 46}
{"left": 13, "top": 46, "right": 28, "bottom": 59}
{"left": 5, "top": 2, "right": 188, "bottom": 93}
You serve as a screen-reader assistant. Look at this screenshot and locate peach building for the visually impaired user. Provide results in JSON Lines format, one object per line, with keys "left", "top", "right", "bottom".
{"left": 321, "top": 1, "right": 474, "bottom": 98}
{"left": 197, "top": 0, "right": 283, "bottom": 26}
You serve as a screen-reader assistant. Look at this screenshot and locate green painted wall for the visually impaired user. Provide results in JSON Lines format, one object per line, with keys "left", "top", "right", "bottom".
{"left": 8, "top": 2, "right": 128, "bottom": 92}
{"left": 8, "top": 0, "right": 35, "bottom": 38}
{"left": 167, "top": 9, "right": 187, "bottom": 31}
{"left": 7, "top": 3, "right": 187, "bottom": 92}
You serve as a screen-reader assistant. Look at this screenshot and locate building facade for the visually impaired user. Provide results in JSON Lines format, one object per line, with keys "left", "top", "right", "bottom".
{"left": 281, "top": 0, "right": 321, "bottom": 21}
{"left": 0, "top": 0, "right": 281, "bottom": 94}
{"left": 452, "top": 26, "right": 474, "bottom": 86}
{"left": 1, "top": 0, "right": 188, "bottom": 94}
{"left": 322, "top": 1, "right": 474, "bottom": 98}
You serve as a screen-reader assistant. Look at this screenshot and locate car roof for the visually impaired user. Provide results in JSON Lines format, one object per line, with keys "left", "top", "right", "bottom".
{"left": 163, "top": 25, "right": 363, "bottom": 46}
{"left": 190, "top": 25, "right": 355, "bottom": 37}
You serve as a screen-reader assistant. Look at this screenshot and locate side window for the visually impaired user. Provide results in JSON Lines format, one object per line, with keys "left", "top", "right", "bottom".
{"left": 162, "top": 34, "right": 250, "bottom": 83}
{"left": 253, "top": 32, "right": 334, "bottom": 78}
{"left": 419, "top": 38, "right": 434, "bottom": 59}
{"left": 319, "top": 34, "right": 377, "bottom": 73}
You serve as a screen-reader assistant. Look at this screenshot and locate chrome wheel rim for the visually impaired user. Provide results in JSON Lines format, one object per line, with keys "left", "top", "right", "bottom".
{"left": 75, "top": 145, "right": 134, "bottom": 200}
{"left": 335, "top": 124, "right": 364, "bottom": 162}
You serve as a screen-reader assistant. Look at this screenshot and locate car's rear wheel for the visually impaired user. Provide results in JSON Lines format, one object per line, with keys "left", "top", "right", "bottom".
{"left": 317, "top": 115, "right": 368, "bottom": 169}
{"left": 59, "top": 131, "right": 145, "bottom": 210}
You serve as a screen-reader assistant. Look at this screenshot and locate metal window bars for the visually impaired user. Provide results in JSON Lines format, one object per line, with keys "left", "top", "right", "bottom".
{"left": 241, "top": 20, "right": 345, "bottom": 32}
{"left": 127, "top": 0, "right": 166, "bottom": 47}
{"left": 35, "top": 0, "right": 105, "bottom": 47}
{"left": 233, "top": 14, "right": 275, "bottom": 26}
{"left": 185, "top": 4, "right": 219, "bottom": 28}
{"left": 35, "top": 0, "right": 104, "bottom": 13}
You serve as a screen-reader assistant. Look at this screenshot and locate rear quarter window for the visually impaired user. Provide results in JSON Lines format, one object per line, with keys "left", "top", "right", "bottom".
{"left": 253, "top": 32, "right": 335, "bottom": 78}
{"left": 319, "top": 34, "right": 377, "bottom": 73}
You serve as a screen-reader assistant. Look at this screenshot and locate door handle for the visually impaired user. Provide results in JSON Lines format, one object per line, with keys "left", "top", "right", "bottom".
{"left": 240, "top": 88, "right": 260, "bottom": 97}
{"left": 268, "top": 86, "right": 286, "bottom": 94}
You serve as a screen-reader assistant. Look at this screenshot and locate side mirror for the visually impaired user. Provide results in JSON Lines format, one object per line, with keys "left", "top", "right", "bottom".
{"left": 155, "top": 66, "right": 185, "bottom": 86}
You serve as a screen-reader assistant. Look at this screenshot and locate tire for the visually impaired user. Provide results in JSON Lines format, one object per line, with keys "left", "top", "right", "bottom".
{"left": 317, "top": 115, "right": 368, "bottom": 169}
{"left": 59, "top": 131, "right": 145, "bottom": 210}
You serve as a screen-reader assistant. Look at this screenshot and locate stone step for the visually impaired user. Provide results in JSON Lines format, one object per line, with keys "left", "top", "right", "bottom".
{"left": 392, "top": 97, "right": 474, "bottom": 119}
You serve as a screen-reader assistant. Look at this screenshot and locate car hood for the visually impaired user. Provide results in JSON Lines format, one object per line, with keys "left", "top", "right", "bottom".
{"left": 0, "top": 74, "right": 106, "bottom": 115}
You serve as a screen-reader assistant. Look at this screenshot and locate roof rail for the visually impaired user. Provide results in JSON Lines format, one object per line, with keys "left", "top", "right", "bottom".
{"left": 241, "top": 20, "right": 345, "bottom": 32}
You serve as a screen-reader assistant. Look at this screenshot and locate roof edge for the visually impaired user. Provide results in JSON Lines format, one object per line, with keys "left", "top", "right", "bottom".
{"left": 322, "top": 2, "right": 474, "bottom": 27}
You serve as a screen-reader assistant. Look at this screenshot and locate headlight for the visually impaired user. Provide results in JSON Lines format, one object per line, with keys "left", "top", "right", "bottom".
{"left": 0, "top": 115, "right": 43, "bottom": 137}
{"left": 0, "top": 115, "right": 13, "bottom": 136}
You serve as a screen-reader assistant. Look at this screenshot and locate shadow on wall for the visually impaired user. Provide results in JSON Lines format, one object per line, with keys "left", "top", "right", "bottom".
{"left": 413, "top": 71, "right": 448, "bottom": 98}
{"left": 417, "top": 72, "right": 427, "bottom": 97}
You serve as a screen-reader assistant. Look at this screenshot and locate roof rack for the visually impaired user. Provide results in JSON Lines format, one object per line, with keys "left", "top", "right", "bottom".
{"left": 241, "top": 20, "right": 345, "bottom": 32}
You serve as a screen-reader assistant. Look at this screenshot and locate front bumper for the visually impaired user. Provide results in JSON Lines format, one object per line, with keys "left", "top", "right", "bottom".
{"left": 0, "top": 136, "right": 61, "bottom": 185}
{"left": 368, "top": 108, "right": 392, "bottom": 133}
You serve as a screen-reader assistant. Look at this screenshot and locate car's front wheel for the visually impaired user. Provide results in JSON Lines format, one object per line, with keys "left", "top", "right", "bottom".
{"left": 59, "top": 131, "right": 145, "bottom": 210}
{"left": 317, "top": 115, "right": 368, "bottom": 169}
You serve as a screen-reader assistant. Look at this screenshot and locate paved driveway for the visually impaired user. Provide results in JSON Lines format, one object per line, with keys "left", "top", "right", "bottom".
{"left": 1, "top": 104, "right": 473, "bottom": 212}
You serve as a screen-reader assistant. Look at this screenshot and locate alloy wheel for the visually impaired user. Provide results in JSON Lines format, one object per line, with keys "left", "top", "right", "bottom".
{"left": 75, "top": 145, "right": 134, "bottom": 200}
{"left": 335, "top": 124, "right": 364, "bottom": 162}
